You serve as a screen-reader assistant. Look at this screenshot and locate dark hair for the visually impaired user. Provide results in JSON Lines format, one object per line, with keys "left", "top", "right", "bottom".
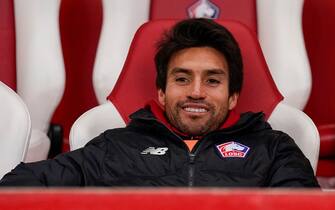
{"left": 155, "top": 18, "right": 243, "bottom": 95}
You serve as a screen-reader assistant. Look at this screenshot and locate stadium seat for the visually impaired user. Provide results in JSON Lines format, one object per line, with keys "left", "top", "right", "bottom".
{"left": 150, "top": 0, "right": 312, "bottom": 110}
{"left": 70, "top": 20, "right": 319, "bottom": 173}
{"left": 70, "top": 0, "right": 313, "bottom": 155}
{"left": 0, "top": 82, "right": 30, "bottom": 179}
{"left": 14, "top": 0, "right": 65, "bottom": 161}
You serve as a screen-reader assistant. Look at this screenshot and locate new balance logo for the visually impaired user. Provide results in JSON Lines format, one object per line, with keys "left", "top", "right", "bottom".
{"left": 140, "top": 147, "right": 168, "bottom": 155}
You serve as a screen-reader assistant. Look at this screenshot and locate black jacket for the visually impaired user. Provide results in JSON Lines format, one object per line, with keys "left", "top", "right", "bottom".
{"left": 0, "top": 108, "right": 319, "bottom": 187}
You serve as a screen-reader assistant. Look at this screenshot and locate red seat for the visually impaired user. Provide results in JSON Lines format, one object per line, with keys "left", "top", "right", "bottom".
{"left": 69, "top": 0, "right": 313, "bottom": 154}
{"left": 150, "top": 0, "right": 313, "bottom": 110}
{"left": 70, "top": 20, "right": 319, "bottom": 175}
{"left": 303, "top": 0, "right": 335, "bottom": 177}
{"left": 108, "top": 20, "right": 281, "bottom": 122}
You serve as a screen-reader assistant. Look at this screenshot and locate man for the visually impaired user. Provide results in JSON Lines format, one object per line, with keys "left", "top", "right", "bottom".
{"left": 0, "top": 18, "right": 319, "bottom": 187}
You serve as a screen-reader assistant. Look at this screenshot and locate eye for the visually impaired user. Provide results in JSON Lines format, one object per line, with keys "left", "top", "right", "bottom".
{"left": 175, "top": 77, "right": 189, "bottom": 84}
{"left": 207, "top": 78, "right": 221, "bottom": 86}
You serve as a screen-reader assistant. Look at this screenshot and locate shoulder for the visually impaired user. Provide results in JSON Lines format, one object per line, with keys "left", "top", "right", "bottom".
{"left": 239, "top": 125, "right": 300, "bottom": 159}
{"left": 85, "top": 127, "right": 131, "bottom": 146}
{"left": 261, "top": 129, "right": 297, "bottom": 150}
{"left": 84, "top": 125, "right": 155, "bottom": 150}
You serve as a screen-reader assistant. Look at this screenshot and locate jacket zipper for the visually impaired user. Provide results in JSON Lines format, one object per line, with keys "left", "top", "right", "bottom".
{"left": 148, "top": 118, "right": 207, "bottom": 187}
{"left": 188, "top": 153, "right": 195, "bottom": 187}
{"left": 188, "top": 138, "right": 208, "bottom": 187}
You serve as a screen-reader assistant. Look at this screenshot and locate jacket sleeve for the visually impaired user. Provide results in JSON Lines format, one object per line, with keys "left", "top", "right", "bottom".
{"left": 0, "top": 134, "right": 107, "bottom": 187}
{"left": 267, "top": 132, "right": 320, "bottom": 187}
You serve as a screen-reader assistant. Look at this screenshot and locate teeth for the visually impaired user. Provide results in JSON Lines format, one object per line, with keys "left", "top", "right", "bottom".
{"left": 184, "top": 107, "right": 207, "bottom": 113}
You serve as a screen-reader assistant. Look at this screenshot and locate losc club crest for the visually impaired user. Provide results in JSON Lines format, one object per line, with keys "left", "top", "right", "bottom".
{"left": 187, "top": 0, "right": 220, "bottom": 19}
{"left": 216, "top": 141, "right": 250, "bottom": 158}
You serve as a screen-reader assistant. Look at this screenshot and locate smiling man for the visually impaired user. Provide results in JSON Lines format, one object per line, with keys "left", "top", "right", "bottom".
{"left": 159, "top": 46, "right": 237, "bottom": 137}
{"left": 0, "top": 18, "right": 319, "bottom": 187}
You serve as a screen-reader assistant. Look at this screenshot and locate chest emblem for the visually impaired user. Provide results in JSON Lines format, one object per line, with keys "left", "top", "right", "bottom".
{"left": 216, "top": 141, "right": 250, "bottom": 158}
{"left": 141, "top": 147, "right": 168, "bottom": 155}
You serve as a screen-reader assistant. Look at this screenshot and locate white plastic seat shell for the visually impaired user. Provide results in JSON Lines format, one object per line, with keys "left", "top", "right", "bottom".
{"left": 268, "top": 102, "right": 319, "bottom": 174}
{"left": 257, "top": 0, "right": 312, "bottom": 110}
{"left": 14, "top": 0, "right": 65, "bottom": 162}
{"left": 69, "top": 101, "right": 125, "bottom": 150}
{"left": 0, "top": 82, "right": 31, "bottom": 179}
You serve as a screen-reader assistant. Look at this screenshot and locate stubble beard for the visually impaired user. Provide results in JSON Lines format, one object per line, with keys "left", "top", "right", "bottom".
{"left": 165, "top": 101, "right": 228, "bottom": 136}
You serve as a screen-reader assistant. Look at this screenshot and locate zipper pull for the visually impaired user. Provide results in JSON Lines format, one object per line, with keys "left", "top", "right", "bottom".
{"left": 189, "top": 153, "right": 195, "bottom": 163}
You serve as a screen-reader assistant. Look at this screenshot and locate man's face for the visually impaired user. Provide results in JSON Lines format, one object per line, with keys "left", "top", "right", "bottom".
{"left": 158, "top": 47, "right": 238, "bottom": 136}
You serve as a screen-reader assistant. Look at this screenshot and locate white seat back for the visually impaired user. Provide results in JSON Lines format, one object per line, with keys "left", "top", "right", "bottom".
{"left": 14, "top": 0, "right": 65, "bottom": 161}
{"left": 268, "top": 102, "right": 319, "bottom": 174}
{"left": 0, "top": 82, "right": 31, "bottom": 178}
{"left": 70, "top": 102, "right": 125, "bottom": 150}
{"left": 257, "top": 0, "right": 312, "bottom": 109}
{"left": 93, "top": 0, "right": 150, "bottom": 104}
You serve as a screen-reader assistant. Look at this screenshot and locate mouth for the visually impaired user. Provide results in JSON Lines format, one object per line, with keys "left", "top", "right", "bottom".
{"left": 183, "top": 107, "right": 208, "bottom": 113}
{"left": 181, "top": 103, "right": 209, "bottom": 114}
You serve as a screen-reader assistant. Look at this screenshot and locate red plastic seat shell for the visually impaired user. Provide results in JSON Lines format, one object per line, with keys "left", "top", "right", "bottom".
{"left": 108, "top": 20, "right": 283, "bottom": 123}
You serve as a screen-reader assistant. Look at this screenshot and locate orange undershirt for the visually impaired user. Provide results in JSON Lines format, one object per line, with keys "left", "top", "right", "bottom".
{"left": 184, "top": 140, "right": 198, "bottom": 151}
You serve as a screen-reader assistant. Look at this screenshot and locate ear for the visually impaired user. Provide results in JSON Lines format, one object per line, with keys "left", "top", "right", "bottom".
{"left": 228, "top": 93, "right": 239, "bottom": 110}
{"left": 158, "top": 89, "right": 166, "bottom": 106}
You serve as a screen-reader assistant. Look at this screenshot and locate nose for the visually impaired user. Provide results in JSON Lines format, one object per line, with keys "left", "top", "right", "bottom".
{"left": 188, "top": 79, "right": 206, "bottom": 100}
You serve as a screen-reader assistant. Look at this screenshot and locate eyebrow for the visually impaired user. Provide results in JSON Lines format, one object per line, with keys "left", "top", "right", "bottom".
{"left": 169, "top": 68, "right": 227, "bottom": 76}
{"left": 169, "top": 68, "right": 191, "bottom": 75}
{"left": 206, "top": 69, "right": 227, "bottom": 76}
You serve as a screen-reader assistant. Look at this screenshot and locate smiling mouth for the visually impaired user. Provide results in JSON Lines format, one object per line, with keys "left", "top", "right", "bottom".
{"left": 183, "top": 107, "right": 208, "bottom": 113}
